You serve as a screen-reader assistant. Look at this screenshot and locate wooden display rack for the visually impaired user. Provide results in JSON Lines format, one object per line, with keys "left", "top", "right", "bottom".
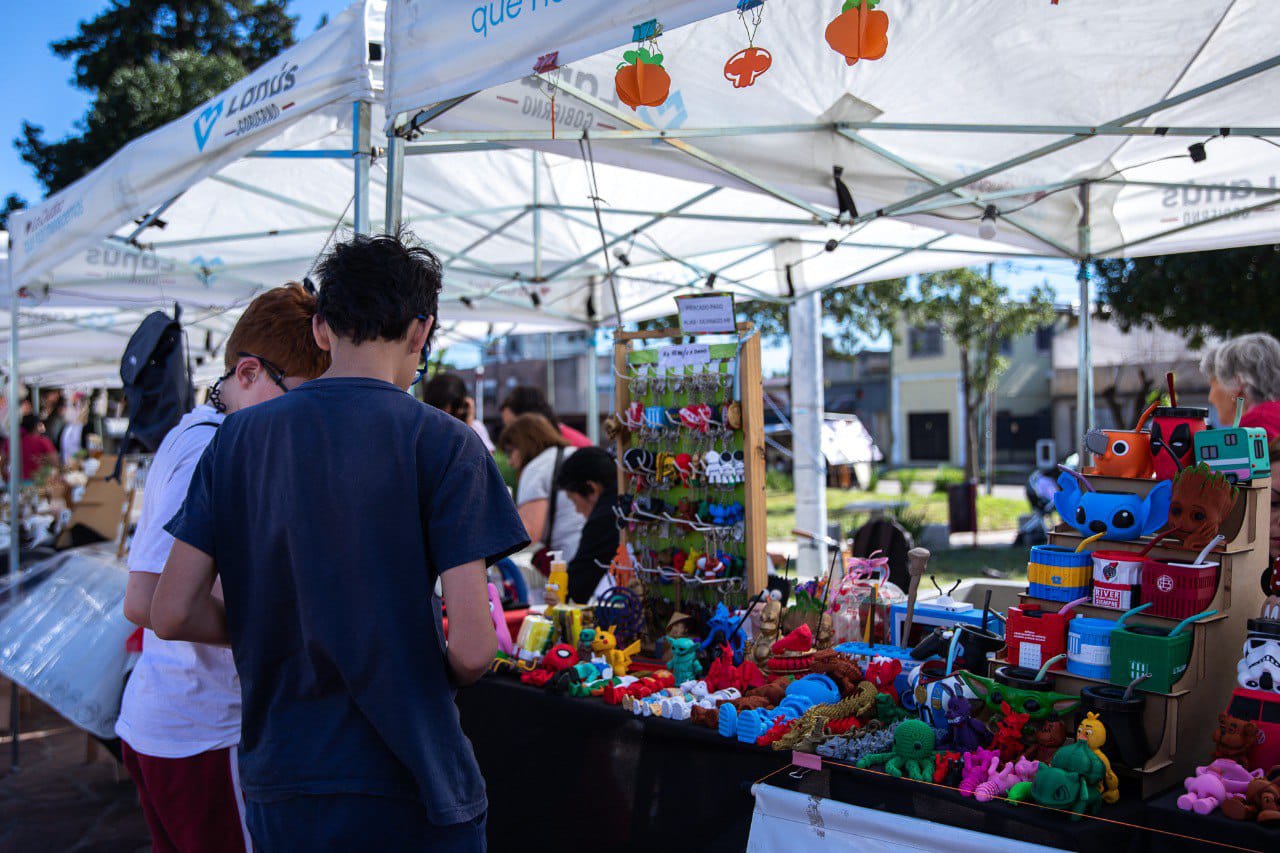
{"left": 612, "top": 323, "right": 767, "bottom": 598}
{"left": 991, "top": 473, "right": 1268, "bottom": 798}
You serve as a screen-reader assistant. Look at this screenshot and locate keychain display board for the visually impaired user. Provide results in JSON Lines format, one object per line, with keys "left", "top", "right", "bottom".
{"left": 613, "top": 324, "right": 765, "bottom": 645}
{"left": 992, "top": 473, "right": 1269, "bottom": 798}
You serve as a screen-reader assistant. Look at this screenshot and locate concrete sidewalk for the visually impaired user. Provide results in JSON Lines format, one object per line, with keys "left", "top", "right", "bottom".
{"left": 0, "top": 694, "right": 148, "bottom": 853}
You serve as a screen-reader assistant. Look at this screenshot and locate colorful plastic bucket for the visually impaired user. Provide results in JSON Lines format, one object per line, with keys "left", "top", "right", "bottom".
{"left": 1092, "top": 550, "right": 1145, "bottom": 611}
{"left": 1140, "top": 560, "right": 1219, "bottom": 620}
{"left": 1068, "top": 616, "right": 1119, "bottom": 680}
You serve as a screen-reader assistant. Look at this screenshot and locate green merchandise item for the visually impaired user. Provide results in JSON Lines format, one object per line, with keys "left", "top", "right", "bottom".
{"left": 960, "top": 671, "right": 1080, "bottom": 721}
{"left": 855, "top": 719, "right": 938, "bottom": 781}
{"left": 1007, "top": 740, "right": 1104, "bottom": 819}
{"left": 667, "top": 636, "right": 703, "bottom": 685}
{"left": 875, "top": 692, "right": 911, "bottom": 725}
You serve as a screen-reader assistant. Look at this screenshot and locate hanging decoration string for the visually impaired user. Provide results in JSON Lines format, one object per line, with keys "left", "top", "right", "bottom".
{"left": 578, "top": 132, "right": 625, "bottom": 329}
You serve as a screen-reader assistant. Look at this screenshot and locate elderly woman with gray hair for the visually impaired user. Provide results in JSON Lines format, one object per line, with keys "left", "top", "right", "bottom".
{"left": 1201, "top": 332, "right": 1280, "bottom": 572}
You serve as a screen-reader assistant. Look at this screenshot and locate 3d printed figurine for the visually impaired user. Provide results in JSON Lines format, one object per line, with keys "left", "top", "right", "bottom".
{"left": 960, "top": 671, "right": 1081, "bottom": 721}
{"left": 721, "top": 674, "right": 841, "bottom": 743}
{"left": 769, "top": 682, "right": 879, "bottom": 751}
{"left": 667, "top": 636, "right": 703, "bottom": 685}
{"left": 1008, "top": 740, "right": 1106, "bottom": 819}
{"left": 752, "top": 599, "right": 782, "bottom": 669}
{"left": 1220, "top": 767, "right": 1280, "bottom": 824}
{"left": 698, "top": 602, "right": 748, "bottom": 663}
{"left": 520, "top": 643, "right": 580, "bottom": 687}
{"left": 1179, "top": 759, "right": 1265, "bottom": 814}
{"left": 768, "top": 623, "right": 816, "bottom": 673}
{"left": 809, "top": 649, "right": 865, "bottom": 696}
{"left": 989, "top": 702, "right": 1032, "bottom": 765}
{"left": 1054, "top": 467, "right": 1171, "bottom": 541}
{"left": 855, "top": 719, "right": 939, "bottom": 782}
{"left": 1213, "top": 712, "right": 1260, "bottom": 767}
{"left": 1077, "top": 712, "right": 1120, "bottom": 805}
{"left": 1194, "top": 397, "right": 1270, "bottom": 484}
{"left": 703, "top": 643, "right": 767, "bottom": 694}
{"left": 819, "top": 721, "right": 899, "bottom": 763}
{"left": 1023, "top": 715, "right": 1069, "bottom": 764}
{"left": 944, "top": 695, "right": 991, "bottom": 753}
{"left": 591, "top": 625, "right": 642, "bottom": 677}
{"left": 958, "top": 748, "right": 1000, "bottom": 797}
{"left": 1163, "top": 463, "right": 1238, "bottom": 551}
{"left": 865, "top": 658, "right": 904, "bottom": 702}
{"left": 875, "top": 692, "right": 911, "bottom": 726}
{"left": 1083, "top": 402, "right": 1159, "bottom": 479}
{"left": 815, "top": 612, "right": 836, "bottom": 651}
{"left": 488, "top": 583, "right": 514, "bottom": 656}
{"left": 975, "top": 757, "right": 1040, "bottom": 803}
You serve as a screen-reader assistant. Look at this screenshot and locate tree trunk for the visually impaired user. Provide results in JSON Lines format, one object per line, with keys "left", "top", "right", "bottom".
{"left": 959, "top": 347, "right": 977, "bottom": 482}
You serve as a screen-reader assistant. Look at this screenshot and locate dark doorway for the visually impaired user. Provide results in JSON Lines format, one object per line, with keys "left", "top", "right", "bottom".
{"left": 908, "top": 411, "right": 951, "bottom": 461}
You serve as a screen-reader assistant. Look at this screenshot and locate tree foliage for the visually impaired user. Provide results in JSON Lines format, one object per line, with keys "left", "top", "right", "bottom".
{"left": 0, "top": 195, "right": 25, "bottom": 231}
{"left": 17, "top": 1, "right": 296, "bottom": 195}
{"left": 740, "top": 278, "right": 909, "bottom": 354}
{"left": 908, "top": 269, "right": 1056, "bottom": 481}
{"left": 1094, "top": 245, "right": 1280, "bottom": 347}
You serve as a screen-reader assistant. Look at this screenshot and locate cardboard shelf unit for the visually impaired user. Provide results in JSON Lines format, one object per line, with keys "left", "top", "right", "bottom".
{"left": 998, "top": 473, "right": 1269, "bottom": 798}
{"left": 612, "top": 324, "right": 767, "bottom": 605}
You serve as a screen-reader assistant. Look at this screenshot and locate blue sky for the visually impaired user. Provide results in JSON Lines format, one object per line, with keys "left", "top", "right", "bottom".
{"left": 0, "top": 0, "right": 340, "bottom": 204}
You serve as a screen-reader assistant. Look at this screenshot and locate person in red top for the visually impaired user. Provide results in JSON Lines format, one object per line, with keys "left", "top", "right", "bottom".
{"left": 500, "top": 385, "right": 592, "bottom": 448}
{"left": 1201, "top": 332, "right": 1280, "bottom": 560}
{"left": 3, "top": 414, "right": 59, "bottom": 481}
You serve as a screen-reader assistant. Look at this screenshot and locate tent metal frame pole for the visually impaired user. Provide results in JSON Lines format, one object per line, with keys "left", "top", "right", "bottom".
{"left": 353, "top": 101, "right": 372, "bottom": 235}
{"left": 585, "top": 324, "right": 600, "bottom": 443}
{"left": 125, "top": 194, "right": 183, "bottom": 243}
{"left": 836, "top": 129, "right": 1079, "bottom": 256}
{"left": 385, "top": 135, "right": 405, "bottom": 232}
{"left": 414, "top": 122, "right": 1280, "bottom": 143}
{"left": 538, "top": 204, "right": 817, "bottom": 227}
{"left": 813, "top": 236, "right": 948, "bottom": 295}
{"left": 245, "top": 149, "right": 354, "bottom": 159}
{"left": 532, "top": 154, "right": 542, "bottom": 281}
{"left": 1077, "top": 184, "right": 1094, "bottom": 461}
{"left": 846, "top": 52, "right": 1280, "bottom": 232}
{"left": 541, "top": 187, "right": 721, "bottom": 281}
{"left": 1096, "top": 179, "right": 1280, "bottom": 196}
{"left": 539, "top": 75, "right": 832, "bottom": 223}
{"left": 403, "top": 142, "right": 512, "bottom": 156}
{"left": 8, "top": 270, "right": 21, "bottom": 771}
{"left": 210, "top": 175, "right": 359, "bottom": 227}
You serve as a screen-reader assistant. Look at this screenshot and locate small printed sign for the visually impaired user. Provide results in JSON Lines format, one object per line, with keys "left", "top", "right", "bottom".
{"left": 676, "top": 292, "right": 737, "bottom": 334}
{"left": 658, "top": 343, "right": 711, "bottom": 372}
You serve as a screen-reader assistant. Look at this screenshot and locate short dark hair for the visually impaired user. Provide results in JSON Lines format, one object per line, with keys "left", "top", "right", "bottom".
{"left": 500, "top": 385, "right": 559, "bottom": 427}
{"left": 314, "top": 231, "right": 443, "bottom": 347}
{"left": 423, "top": 372, "right": 468, "bottom": 420}
{"left": 20, "top": 414, "right": 40, "bottom": 434}
{"left": 556, "top": 447, "right": 616, "bottom": 497}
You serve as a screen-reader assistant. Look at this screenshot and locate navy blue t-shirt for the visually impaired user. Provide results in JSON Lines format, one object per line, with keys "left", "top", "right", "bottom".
{"left": 165, "top": 377, "right": 528, "bottom": 824}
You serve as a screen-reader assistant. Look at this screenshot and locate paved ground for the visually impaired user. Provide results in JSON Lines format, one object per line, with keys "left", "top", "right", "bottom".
{"left": 0, "top": 696, "right": 148, "bottom": 853}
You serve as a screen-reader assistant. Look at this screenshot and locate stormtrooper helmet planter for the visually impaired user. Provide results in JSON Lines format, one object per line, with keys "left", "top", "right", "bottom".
{"left": 1225, "top": 619, "right": 1280, "bottom": 772}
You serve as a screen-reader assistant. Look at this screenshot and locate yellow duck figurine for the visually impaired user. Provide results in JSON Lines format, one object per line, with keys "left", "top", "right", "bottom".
{"left": 591, "top": 625, "right": 642, "bottom": 677}
{"left": 1076, "top": 712, "right": 1120, "bottom": 804}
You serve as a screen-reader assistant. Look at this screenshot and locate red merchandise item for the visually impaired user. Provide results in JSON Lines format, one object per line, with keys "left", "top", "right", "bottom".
{"left": 865, "top": 658, "right": 903, "bottom": 701}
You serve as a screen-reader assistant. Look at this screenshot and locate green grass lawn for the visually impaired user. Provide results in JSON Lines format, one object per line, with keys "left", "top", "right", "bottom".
{"left": 764, "top": 487, "right": 1025, "bottom": 540}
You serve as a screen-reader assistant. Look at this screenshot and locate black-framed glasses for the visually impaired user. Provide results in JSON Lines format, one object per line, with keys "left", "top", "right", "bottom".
{"left": 236, "top": 351, "right": 292, "bottom": 395}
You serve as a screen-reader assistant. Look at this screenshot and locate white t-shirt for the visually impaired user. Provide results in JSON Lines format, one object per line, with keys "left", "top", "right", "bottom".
{"left": 115, "top": 405, "right": 240, "bottom": 759}
{"left": 515, "top": 446, "right": 585, "bottom": 559}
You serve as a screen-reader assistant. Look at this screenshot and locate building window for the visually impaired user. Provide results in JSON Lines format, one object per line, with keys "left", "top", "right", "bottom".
{"left": 908, "top": 324, "right": 943, "bottom": 358}
{"left": 1035, "top": 325, "right": 1054, "bottom": 353}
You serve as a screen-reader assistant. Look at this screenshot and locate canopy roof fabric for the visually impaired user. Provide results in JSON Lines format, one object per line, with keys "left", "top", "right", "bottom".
{"left": 3, "top": 0, "right": 1280, "bottom": 385}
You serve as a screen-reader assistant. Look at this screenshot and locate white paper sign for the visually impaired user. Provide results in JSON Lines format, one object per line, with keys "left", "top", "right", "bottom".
{"left": 658, "top": 343, "right": 710, "bottom": 372}
{"left": 677, "top": 294, "right": 737, "bottom": 334}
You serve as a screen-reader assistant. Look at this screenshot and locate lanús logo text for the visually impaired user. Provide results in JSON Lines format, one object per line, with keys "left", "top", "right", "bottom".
{"left": 193, "top": 63, "right": 300, "bottom": 151}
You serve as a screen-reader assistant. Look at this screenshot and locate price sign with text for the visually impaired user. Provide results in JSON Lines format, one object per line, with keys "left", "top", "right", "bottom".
{"left": 676, "top": 293, "right": 737, "bottom": 334}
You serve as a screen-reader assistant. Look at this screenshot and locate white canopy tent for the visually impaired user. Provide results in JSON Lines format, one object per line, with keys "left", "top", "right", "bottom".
{"left": 2, "top": 0, "right": 1279, "bottom": 574}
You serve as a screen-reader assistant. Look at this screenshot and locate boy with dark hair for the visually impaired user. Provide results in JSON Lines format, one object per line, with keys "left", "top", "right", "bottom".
{"left": 119, "top": 283, "right": 330, "bottom": 853}
{"left": 153, "top": 232, "right": 528, "bottom": 851}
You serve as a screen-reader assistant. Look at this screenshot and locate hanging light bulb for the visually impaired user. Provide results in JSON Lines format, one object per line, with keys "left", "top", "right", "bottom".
{"left": 978, "top": 205, "right": 999, "bottom": 240}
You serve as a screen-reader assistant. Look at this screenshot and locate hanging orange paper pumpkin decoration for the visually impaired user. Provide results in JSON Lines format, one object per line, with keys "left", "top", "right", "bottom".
{"left": 616, "top": 48, "right": 671, "bottom": 110}
{"left": 825, "top": 0, "right": 889, "bottom": 66}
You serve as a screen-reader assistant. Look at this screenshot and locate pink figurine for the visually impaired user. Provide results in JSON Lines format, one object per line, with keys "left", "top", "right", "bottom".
{"left": 1178, "top": 759, "right": 1265, "bottom": 814}
{"left": 975, "top": 756, "right": 1041, "bottom": 803}
{"left": 959, "top": 748, "right": 1000, "bottom": 798}
{"left": 488, "top": 583, "right": 514, "bottom": 656}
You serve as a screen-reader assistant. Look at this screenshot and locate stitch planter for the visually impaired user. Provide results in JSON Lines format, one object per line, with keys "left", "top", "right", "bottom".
{"left": 1067, "top": 617, "right": 1119, "bottom": 680}
{"left": 1140, "top": 559, "right": 1219, "bottom": 620}
{"left": 1091, "top": 550, "right": 1146, "bottom": 611}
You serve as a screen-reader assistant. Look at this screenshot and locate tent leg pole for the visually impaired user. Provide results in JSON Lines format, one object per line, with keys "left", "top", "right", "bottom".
{"left": 1076, "top": 184, "right": 1093, "bottom": 463}
{"left": 384, "top": 133, "right": 404, "bottom": 233}
{"left": 8, "top": 277, "right": 21, "bottom": 771}
{"left": 778, "top": 243, "right": 827, "bottom": 578}
{"left": 353, "top": 101, "right": 372, "bottom": 235}
{"left": 585, "top": 326, "right": 600, "bottom": 444}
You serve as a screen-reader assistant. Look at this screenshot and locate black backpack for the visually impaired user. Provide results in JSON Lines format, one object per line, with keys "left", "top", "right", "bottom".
{"left": 109, "top": 309, "right": 194, "bottom": 480}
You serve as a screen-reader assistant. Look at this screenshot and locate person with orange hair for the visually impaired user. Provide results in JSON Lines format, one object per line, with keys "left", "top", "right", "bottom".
{"left": 118, "top": 283, "right": 330, "bottom": 853}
